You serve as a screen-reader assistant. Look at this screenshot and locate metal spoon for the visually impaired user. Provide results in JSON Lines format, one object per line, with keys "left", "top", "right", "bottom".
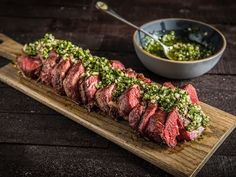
{"left": 95, "top": 1, "right": 173, "bottom": 60}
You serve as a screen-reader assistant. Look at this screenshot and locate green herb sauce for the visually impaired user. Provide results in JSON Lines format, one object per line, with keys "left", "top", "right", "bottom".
{"left": 23, "top": 34, "right": 209, "bottom": 131}
{"left": 143, "top": 31, "right": 214, "bottom": 61}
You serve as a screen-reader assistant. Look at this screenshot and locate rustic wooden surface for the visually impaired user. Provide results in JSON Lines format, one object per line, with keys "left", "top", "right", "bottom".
{"left": 0, "top": 34, "right": 235, "bottom": 177}
{"left": 0, "top": 0, "right": 235, "bottom": 177}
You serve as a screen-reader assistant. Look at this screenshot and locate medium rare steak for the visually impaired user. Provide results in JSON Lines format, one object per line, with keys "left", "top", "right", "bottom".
{"left": 111, "top": 60, "right": 125, "bottom": 70}
{"left": 63, "top": 62, "right": 85, "bottom": 102}
{"left": 95, "top": 84, "right": 117, "bottom": 114}
{"left": 40, "top": 51, "right": 59, "bottom": 85}
{"left": 137, "top": 73, "right": 152, "bottom": 84}
{"left": 145, "top": 109, "right": 167, "bottom": 142}
{"left": 16, "top": 55, "right": 42, "bottom": 79}
{"left": 183, "top": 84, "right": 199, "bottom": 104}
{"left": 117, "top": 84, "right": 141, "bottom": 119}
{"left": 128, "top": 104, "right": 145, "bottom": 130}
{"left": 16, "top": 34, "right": 209, "bottom": 147}
{"left": 138, "top": 102, "right": 158, "bottom": 135}
{"left": 162, "top": 108, "right": 180, "bottom": 147}
{"left": 83, "top": 75, "right": 100, "bottom": 109}
{"left": 176, "top": 110, "right": 204, "bottom": 141}
{"left": 178, "top": 126, "right": 205, "bottom": 141}
{"left": 78, "top": 77, "right": 87, "bottom": 104}
{"left": 51, "top": 59, "right": 72, "bottom": 94}
{"left": 125, "top": 68, "right": 137, "bottom": 78}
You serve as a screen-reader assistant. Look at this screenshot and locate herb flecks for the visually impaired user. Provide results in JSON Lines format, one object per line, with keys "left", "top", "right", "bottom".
{"left": 143, "top": 31, "right": 214, "bottom": 61}
{"left": 23, "top": 34, "right": 209, "bottom": 131}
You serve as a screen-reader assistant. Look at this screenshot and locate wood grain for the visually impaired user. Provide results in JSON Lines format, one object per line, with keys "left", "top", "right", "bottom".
{"left": 0, "top": 33, "right": 235, "bottom": 177}
{"left": 1, "top": 22, "right": 235, "bottom": 75}
{"left": 0, "top": 0, "right": 235, "bottom": 24}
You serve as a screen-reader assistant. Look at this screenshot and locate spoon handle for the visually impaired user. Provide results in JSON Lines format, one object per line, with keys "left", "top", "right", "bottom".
{"left": 95, "top": 1, "right": 153, "bottom": 38}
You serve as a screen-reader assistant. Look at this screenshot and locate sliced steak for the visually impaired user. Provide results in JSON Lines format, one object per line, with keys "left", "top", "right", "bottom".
{"left": 125, "top": 68, "right": 137, "bottom": 78}
{"left": 138, "top": 102, "right": 158, "bottom": 135}
{"left": 51, "top": 59, "right": 72, "bottom": 94}
{"left": 162, "top": 108, "right": 180, "bottom": 147}
{"left": 145, "top": 109, "right": 167, "bottom": 142}
{"left": 117, "top": 84, "right": 141, "bottom": 119}
{"left": 40, "top": 51, "right": 59, "bottom": 85}
{"left": 137, "top": 73, "right": 152, "bottom": 84}
{"left": 176, "top": 110, "right": 204, "bottom": 141}
{"left": 80, "top": 75, "right": 100, "bottom": 109}
{"left": 95, "top": 83, "right": 117, "bottom": 113}
{"left": 111, "top": 60, "right": 125, "bottom": 70}
{"left": 16, "top": 55, "right": 42, "bottom": 79}
{"left": 163, "top": 82, "right": 175, "bottom": 89}
{"left": 128, "top": 104, "right": 145, "bottom": 130}
{"left": 63, "top": 62, "right": 85, "bottom": 102}
{"left": 182, "top": 84, "right": 199, "bottom": 104}
{"left": 78, "top": 77, "right": 87, "bottom": 104}
{"left": 178, "top": 126, "right": 205, "bottom": 141}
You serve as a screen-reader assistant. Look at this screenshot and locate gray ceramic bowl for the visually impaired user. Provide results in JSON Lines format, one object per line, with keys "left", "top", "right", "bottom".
{"left": 133, "top": 18, "right": 226, "bottom": 79}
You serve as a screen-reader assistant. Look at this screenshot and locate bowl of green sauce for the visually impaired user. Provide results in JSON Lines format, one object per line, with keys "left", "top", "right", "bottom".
{"left": 133, "top": 18, "right": 226, "bottom": 79}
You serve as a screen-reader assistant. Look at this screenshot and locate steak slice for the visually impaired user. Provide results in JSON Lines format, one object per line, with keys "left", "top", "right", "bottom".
{"left": 163, "top": 82, "right": 175, "bottom": 89}
{"left": 125, "top": 68, "right": 137, "bottom": 78}
{"left": 137, "top": 73, "right": 152, "bottom": 84}
{"left": 145, "top": 109, "right": 167, "bottom": 142}
{"left": 117, "top": 84, "right": 141, "bottom": 119}
{"left": 95, "top": 84, "right": 117, "bottom": 113}
{"left": 51, "top": 59, "right": 72, "bottom": 94}
{"left": 63, "top": 62, "right": 85, "bottom": 102}
{"left": 162, "top": 108, "right": 180, "bottom": 147}
{"left": 111, "top": 60, "right": 125, "bottom": 70}
{"left": 183, "top": 84, "right": 199, "bottom": 104}
{"left": 128, "top": 104, "right": 145, "bottom": 130}
{"left": 78, "top": 77, "right": 87, "bottom": 104}
{"left": 40, "top": 51, "right": 59, "bottom": 85}
{"left": 176, "top": 110, "right": 204, "bottom": 141}
{"left": 16, "top": 55, "right": 42, "bottom": 79}
{"left": 81, "top": 75, "right": 100, "bottom": 109}
{"left": 138, "top": 102, "right": 158, "bottom": 135}
{"left": 178, "top": 126, "right": 205, "bottom": 141}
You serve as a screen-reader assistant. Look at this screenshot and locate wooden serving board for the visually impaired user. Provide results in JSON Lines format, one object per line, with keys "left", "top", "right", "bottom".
{"left": 0, "top": 33, "right": 235, "bottom": 177}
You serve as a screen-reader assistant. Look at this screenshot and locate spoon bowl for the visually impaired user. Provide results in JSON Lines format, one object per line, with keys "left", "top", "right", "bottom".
{"left": 133, "top": 18, "right": 226, "bottom": 79}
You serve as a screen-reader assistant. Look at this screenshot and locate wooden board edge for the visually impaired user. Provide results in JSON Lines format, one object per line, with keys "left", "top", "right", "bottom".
{"left": 189, "top": 124, "right": 235, "bottom": 177}
{"left": 200, "top": 102, "right": 236, "bottom": 123}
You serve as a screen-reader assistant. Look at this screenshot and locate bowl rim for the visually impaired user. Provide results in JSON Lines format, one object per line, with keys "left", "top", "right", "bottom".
{"left": 133, "top": 18, "right": 227, "bottom": 64}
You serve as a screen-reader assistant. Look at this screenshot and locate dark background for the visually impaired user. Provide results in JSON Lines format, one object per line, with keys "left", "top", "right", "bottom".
{"left": 0, "top": 0, "right": 235, "bottom": 177}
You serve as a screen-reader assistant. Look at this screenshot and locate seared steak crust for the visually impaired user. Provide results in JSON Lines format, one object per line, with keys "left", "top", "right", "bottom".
{"left": 16, "top": 55, "right": 42, "bottom": 79}
{"left": 63, "top": 62, "right": 85, "bottom": 102}
{"left": 40, "top": 51, "right": 59, "bottom": 85}
{"left": 51, "top": 59, "right": 72, "bottom": 94}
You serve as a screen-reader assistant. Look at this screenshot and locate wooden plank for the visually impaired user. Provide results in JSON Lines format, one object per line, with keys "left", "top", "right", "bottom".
{"left": 0, "top": 25, "right": 235, "bottom": 75}
{"left": 214, "top": 129, "right": 236, "bottom": 156}
{"left": 0, "top": 22, "right": 234, "bottom": 52}
{"left": 0, "top": 0, "right": 92, "bottom": 7}
{"left": 0, "top": 113, "right": 109, "bottom": 148}
{"left": 0, "top": 34, "right": 235, "bottom": 177}
{"left": 0, "top": 87, "right": 60, "bottom": 114}
{"left": 197, "top": 155, "right": 236, "bottom": 177}
{"left": 0, "top": 1, "right": 235, "bottom": 24}
{"left": 0, "top": 144, "right": 235, "bottom": 177}
{"left": 0, "top": 144, "right": 171, "bottom": 177}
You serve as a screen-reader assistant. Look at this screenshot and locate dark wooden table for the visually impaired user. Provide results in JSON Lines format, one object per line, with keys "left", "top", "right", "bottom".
{"left": 0, "top": 0, "right": 235, "bottom": 176}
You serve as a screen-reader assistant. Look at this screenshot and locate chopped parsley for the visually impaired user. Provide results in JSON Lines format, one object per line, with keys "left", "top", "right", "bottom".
{"left": 143, "top": 31, "right": 214, "bottom": 61}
